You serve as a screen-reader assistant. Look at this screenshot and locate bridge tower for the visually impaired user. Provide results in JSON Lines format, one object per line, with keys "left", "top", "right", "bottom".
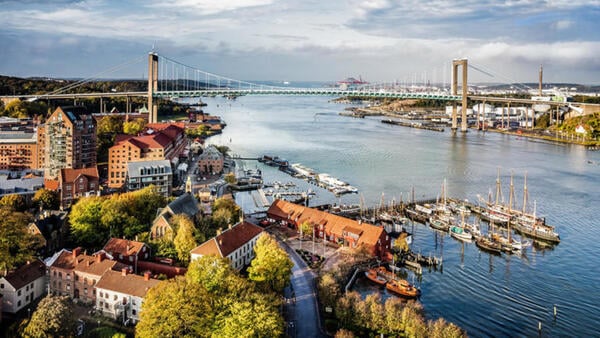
{"left": 451, "top": 59, "right": 468, "bottom": 133}
{"left": 148, "top": 52, "right": 159, "bottom": 124}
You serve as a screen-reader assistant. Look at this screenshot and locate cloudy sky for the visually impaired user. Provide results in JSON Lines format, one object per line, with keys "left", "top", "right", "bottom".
{"left": 1, "top": 0, "right": 599, "bottom": 84}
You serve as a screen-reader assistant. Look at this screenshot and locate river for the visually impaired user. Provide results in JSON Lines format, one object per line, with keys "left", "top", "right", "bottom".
{"left": 201, "top": 94, "right": 600, "bottom": 337}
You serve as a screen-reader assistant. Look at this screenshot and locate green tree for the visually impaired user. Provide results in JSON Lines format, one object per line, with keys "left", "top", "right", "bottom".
{"left": 136, "top": 277, "right": 214, "bottom": 338}
{"left": 212, "top": 208, "right": 233, "bottom": 229}
{"left": 223, "top": 172, "right": 236, "bottom": 185}
{"left": 123, "top": 118, "right": 146, "bottom": 135}
{"left": 0, "top": 207, "right": 37, "bottom": 271}
{"left": 0, "top": 193, "right": 27, "bottom": 212}
{"left": 317, "top": 272, "right": 341, "bottom": 309}
{"left": 186, "top": 256, "right": 239, "bottom": 295}
{"left": 173, "top": 214, "right": 197, "bottom": 265}
{"left": 69, "top": 196, "right": 107, "bottom": 248}
{"left": 214, "top": 145, "right": 230, "bottom": 156}
{"left": 212, "top": 294, "right": 284, "bottom": 337}
{"left": 300, "top": 220, "right": 312, "bottom": 239}
{"left": 96, "top": 115, "right": 123, "bottom": 135}
{"left": 248, "top": 233, "right": 293, "bottom": 294}
{"left": 22, "top": 295, "right": 75, "bottom": 338}
{"left": 32, "top": 188, "right": 59, "bottom": 210}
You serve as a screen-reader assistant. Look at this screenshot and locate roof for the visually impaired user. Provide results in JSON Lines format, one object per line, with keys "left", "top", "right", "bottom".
{"left": 2, "top": 260, "right": 46, "bottom": 290}
{"left": 267, "top": 199, "right": 385, "bottom": 249}
{"left": 50, "top": 249, "right": 119, "bottom": 277}
{"left": 103, "top": 238, "right": 147, "bottom": 257}
{"left": 190, "top": 221, "right": 263, "bottom": 257}
{"left": 95, "top": 270, "right": 160, "bottom": 298}
{"left": 60, "top": 167, "right": 99, "bottom": 184}
{"left": 166, "top": 192, "right": 199, "bottom": 217}
{"left": 127, "top": 160, "right": 172, "bottom": 178}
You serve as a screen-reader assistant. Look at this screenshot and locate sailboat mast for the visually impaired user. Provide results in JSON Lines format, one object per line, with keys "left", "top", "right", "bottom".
{"left": 522, "top": 172, "right": 528, "bottom": 214}
{"left": 495, "top": 168, "right": 501, "bottom": 206}
{"left": 509, "top": 172, "right": 514, "bottom": 213}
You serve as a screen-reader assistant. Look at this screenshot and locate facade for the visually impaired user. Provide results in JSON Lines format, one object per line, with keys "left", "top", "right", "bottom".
{"left": 28, "top": 211, "right": 68, "bottom": 256}
{"left": 47, "top": 248, "right": 122, "bottom": 304}
{"left": 126, "top": 160, "right": 172, "bottom": 197}
{"left": 267, "top": 199, "right": 391, "bottom": 259}
{"left": 58, "top": 167, "right": 100, "bottom": 208}
{"left": 39, "top": 107, "right": 97, "bottom": 180}
{"left": 95, "top": 270, "right": 159, "bottom": 325}
{"left": 108, "top": 123, "right": 186, "bottom": 189}
{"left": 197, "top": 145, "right": 224, "bottom": 175}
{"left": 190, "top": 221, "right": 263, "bottom": 270}
{"left": 0, "top": 260, "right": 46, "bottom": 314}
{"left": 101, "top": 238, "right": 150, "bottom": 273}
{"left": 151, "top": 192, "right": 199, "bottom": 239}
{"left": 0, "top": 170, "right": 44, "bottom": 199}
{"left": 0, "top": 130, "right": 39, "bottom": 170}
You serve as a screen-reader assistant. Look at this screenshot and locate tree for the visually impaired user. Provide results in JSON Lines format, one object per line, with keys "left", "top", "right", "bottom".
{"left": 0, "top": 194, "right": 27, "bottom": 212}
{"left": 248, "top": 233, "right": 293, "bottom": 294}
{"left": 32, "top": 188, "right": 59, "bottom": 210}
{"left": 173, "top": 214, "right": 197, "bottom": 265}
{"left": 212, "top": 208, "right": 233, "bottom": 229}
{"left": 300, "top": 220, "right": 312, "bottom": 239}
{"left": 136, "top": 277, "right": 214, "bottom": 338}
{"left": 22, "top": 295, "right": 75, "bottom": 338}
{"left": 335, "top": 329, "right": 355, "bottom": 338}
{"left": 68, "top": 196, "right": 107, "bottom": 248}
{"left": 212, "top": 197, "right": 240, "bottom": 218}
{"left": 214, "top": 145, "right": 230, "bottom": 156}
{"left": 123, "top": 118, "right": 146, "bottom": 135}
{"left": 0, "top": 207, "right": 37, "bottom": 271}
{"left": 212, "top": 294, "right": 284, "bottom": 337}
{"left": 317, "top": 272, "right": 340, "bottom": 309}
{"left": 223, "top": 172, "right": 236, "bottom": 185}
{"left": 186, "top": 256, "right": 239, "bottom": 295}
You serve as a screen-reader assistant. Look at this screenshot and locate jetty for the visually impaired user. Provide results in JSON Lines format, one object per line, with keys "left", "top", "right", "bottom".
{"left": 381, "top": 119, "right": 444, "bottom": 132}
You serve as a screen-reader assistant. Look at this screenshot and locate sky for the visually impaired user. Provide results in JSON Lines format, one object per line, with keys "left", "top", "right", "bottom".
{"left": 1, "top": 0, "right": 599, "bottom": 84}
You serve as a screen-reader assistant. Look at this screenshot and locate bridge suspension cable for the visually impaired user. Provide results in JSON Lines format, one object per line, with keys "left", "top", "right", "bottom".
{"left": 469, "top": 61, "right": 534, "bottom": 92}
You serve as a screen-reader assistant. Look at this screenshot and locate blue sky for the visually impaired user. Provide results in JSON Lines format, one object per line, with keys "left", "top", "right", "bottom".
{"left": 1, "top": 0, "right": 599, "bottom": 84}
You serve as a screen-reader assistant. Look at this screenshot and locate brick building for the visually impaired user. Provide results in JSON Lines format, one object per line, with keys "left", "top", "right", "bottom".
{"left": 58, "top": 167, "right": 100, "bottom": 208}
{"left": 0, "top": 130, "right": 39, "bottom": 170}
{"left": 101, "top": 238, "right": 151, "bottom": 273}
{"left": 108, "top": 123, "right": 186, "bottom": 189}
{"left": 197, "top": 145, "right": 224, "bottom": 176}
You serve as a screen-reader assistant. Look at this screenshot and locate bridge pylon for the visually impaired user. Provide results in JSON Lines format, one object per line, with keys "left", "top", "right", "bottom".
{"left": 451, "top": 59, "right": 468, "bottom": 133}
{"left": 148, "top": 52, "right": 159, "bottom": 124}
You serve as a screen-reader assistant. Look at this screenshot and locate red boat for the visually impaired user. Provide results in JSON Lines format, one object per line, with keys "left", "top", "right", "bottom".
{"left": 386, "top": 279, "right": 421, "bottom": 298}
{"left": 364, "top": 268, "right": 387, "bottom": 286}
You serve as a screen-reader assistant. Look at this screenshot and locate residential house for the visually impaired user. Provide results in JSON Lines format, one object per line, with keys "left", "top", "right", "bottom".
{"left": 151, "top": 192, "right": 199, "bottom": 239}
{"left": 126, "top": 160, "right": 172, "bottom": 197}
{"left": 57, "top": 167, "right": 100, "bottom": 208}
{"left": 0, "top": 170, "right": 44, "bottom": 200}
{"left": 95, "top": 269, "right": 159, "bottom": 325}
{"left": 38, "top": 107, "right": 97, "bottom": 180}
{"left": 108, "top": 123, "right": 186, "bottom": 189}
{"left": 101, "top": 238, "right": 151, "bottom": 273}
{"left": 190, "top": 221, "right": 263, "bottom": 270}
{"left": 28, "top": 211, "right": 68, "bottom": 256}
{"left": 267, "top": 199, "right": 391, "bottom": 259}
{"left": 47, "top": 248, "right": 123, "bottom": 304}
{"left": 197, "top": 145, "right": 223, "bottom": 175}
{"left": 0, "top": 260, "right": 46, "bottom": 313}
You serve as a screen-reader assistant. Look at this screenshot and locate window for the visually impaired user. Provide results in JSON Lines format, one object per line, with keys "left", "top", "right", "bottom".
{"left": 17, "top": 300, "right": 21, "bottom": 307}
{"left": 99, "top": 291, "right": 103, "bottom": 298}
{"left": 1, "top": 283, "right": 4, "bottom": 289}
{"left": 114, "top": 295, "right": 117, "bottom": 301}
{"left": 17, "top": 290, "right": 22, "bottom": 296}
{"left": 132, "top": 309, "right": 137, "bottom": 316}
{"left": 129, "top": 256, "right": 134, "bottom": 262}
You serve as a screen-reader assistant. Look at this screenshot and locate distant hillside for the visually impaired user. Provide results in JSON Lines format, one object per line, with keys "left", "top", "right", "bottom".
{"left": 474, "top": 83, "right": 600, "bottom": 93}
{"left": 0, "top": 75, "right": 147, "bottom": 96}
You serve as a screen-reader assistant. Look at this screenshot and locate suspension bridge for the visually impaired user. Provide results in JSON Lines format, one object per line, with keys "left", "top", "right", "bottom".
{"left": 2, "top": 52, "right": 579, "bottom": 133}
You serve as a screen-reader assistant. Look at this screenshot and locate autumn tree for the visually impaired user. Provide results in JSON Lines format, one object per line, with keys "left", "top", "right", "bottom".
{"left": 0, "top": 206, "right": 37, "bottom": 271}
{"left": 22, "top": 295, "right": 75, "bottom": 338}
{"left": 317, "top": 272, "right": 341, "bottom": 309}
{"left": 248, "top": 233, "right": 293, "bottom": 294}
{"left": 223, "top": 172, "right": 236, "bottom": 185}
{"left": 173, "top": 214, "right": 197, "bottom": 265}
{"left": 300, "top": 220, "right": 312, "bottom": 239}
{"left": 335, "top": 329, "right": 355, "bottom": 338}
{"left": 0, "top": 193, "right": 27, "bottom": 212}
{"left": 32, "top": 188, "right": 59, "bottom": 210}
{"left": 123, "top": 118, "right": 146, "bottom": 135}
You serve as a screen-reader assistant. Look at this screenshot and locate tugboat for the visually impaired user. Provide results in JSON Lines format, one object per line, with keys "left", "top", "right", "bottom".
{"left": 386, "top": 279, "right": 421, "bottom": 298}
{"left": 364, "top": 268, "right": 387, "bottom": 286}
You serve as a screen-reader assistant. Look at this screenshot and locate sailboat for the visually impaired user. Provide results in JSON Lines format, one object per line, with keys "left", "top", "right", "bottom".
{"left": 476, "top": 219, "right": 503, "bottom": 255}
{"left": 450, "top": 211, "right": 474, "bottom": 242}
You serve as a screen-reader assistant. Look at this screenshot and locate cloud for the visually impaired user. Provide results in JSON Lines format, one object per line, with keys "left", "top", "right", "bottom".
{"left": 145, "top": 0, "right": 275, "bottom": 15}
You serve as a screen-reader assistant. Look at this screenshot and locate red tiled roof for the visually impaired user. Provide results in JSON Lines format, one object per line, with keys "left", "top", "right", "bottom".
{"left": 190, "top": 221, "right": 263, "bottom": 258}
{"left": 267, "top": 199, "right": 385, "bottom": 250}
{"left": 60, "top": 167, "right": 99, "bottom": 184}
{"left": 114, "top": 134, "right": 134, "bottom": 144}
{"left": 95, "top": 270, "right": 160, "bottom": 298}
{"left": 44, "top": 179, "right": 60, "bottom": 191}
{"left": 50, "top": 250, "right": 120, "bottom": 277}
{"left": 103, "top": 238, "right": 147, "bottom": 257}
{"left": 3, "top": 260, "right": 45, "bottom": 290}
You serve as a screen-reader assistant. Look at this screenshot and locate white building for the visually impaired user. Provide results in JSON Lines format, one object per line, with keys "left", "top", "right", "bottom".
{"left": 94, "top": 269, "right": 159, "bottom": 325}
{"left": 126, "top": 160, "right": 173, "bottom": 197}
{"left": 190, "top": 221, "right": 263, "bottom": 270}
{"left": 0, "top": 260, "right": 46, "bottom": 313}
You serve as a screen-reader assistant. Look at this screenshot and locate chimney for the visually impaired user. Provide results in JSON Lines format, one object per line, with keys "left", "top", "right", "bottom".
{"left": 121, "top": 268, "right": 128, "bottom": 276}
{"left": 96, "top": 252, "right": 105, "bottom": 263}
{"left": 143, "top": 271, "right": 151, "bottom": 281}
{"left": 72, "top": 247, "right": 81, "bottom": 259}
{"left": 218, "top": 238, "right": 223, "bottom": 247}
{"left": 228, "top": 223, "right": 232, "bottom": 230}
{"left": 86, "top": 260, "right": 90, "bottom": 267}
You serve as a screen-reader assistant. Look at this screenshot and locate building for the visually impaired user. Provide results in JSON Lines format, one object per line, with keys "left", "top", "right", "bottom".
{"left": 58, "top": 167, "right": 100, "bottom": 208}
{"left": 38, "top": 107, "right": 97, "bottom": 180}
{"left": 0, "top": 170, "right": 44, "bottom": 199}
{"left": 0, "top": 260, "right": 46, "bottom": 314}
{"left": 190, "top": 221, "right": 263, "bottom": 270}
{"left": 267, "top": 199, "right": 391, "bottom": 259}
{"left": 28, "top": 211, "right": 68, "bottom": 256}
{"left": 0, "top": 129, "right": 39, "bottom": 170}
{"left": 151, "top": 192, "right": 199, "bottom": 239}
{"left": 197, "top": 145, "right": 223, "bottom": 176}
{"left": 47, "top": 248, "right": 122, "bottom": 304}
{"left": 126, "top": 160, "right": 172, "bottom": 197}
{"left": 95, "top": 269, "right": 159, "bottom": 325}
{"left": 108, "top": 123, "right": 186, "bottom": 189}
{"left": 101, "top": 238, "right": 151, "bottom": 273}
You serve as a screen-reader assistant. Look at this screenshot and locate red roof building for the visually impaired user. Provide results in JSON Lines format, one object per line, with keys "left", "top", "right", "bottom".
{"left": 58, "top": 167, "right": 99, "bottom": 208}
{"left": 101, "top": 238, "right": 151, "bottom": 273}
{"left": 267, "top": 199, "right": 391, "bottom": 259}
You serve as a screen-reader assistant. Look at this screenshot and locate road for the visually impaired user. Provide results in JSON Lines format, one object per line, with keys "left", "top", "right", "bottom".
{"left": 279, "top": 238, "right": 327, "bottom": 338}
